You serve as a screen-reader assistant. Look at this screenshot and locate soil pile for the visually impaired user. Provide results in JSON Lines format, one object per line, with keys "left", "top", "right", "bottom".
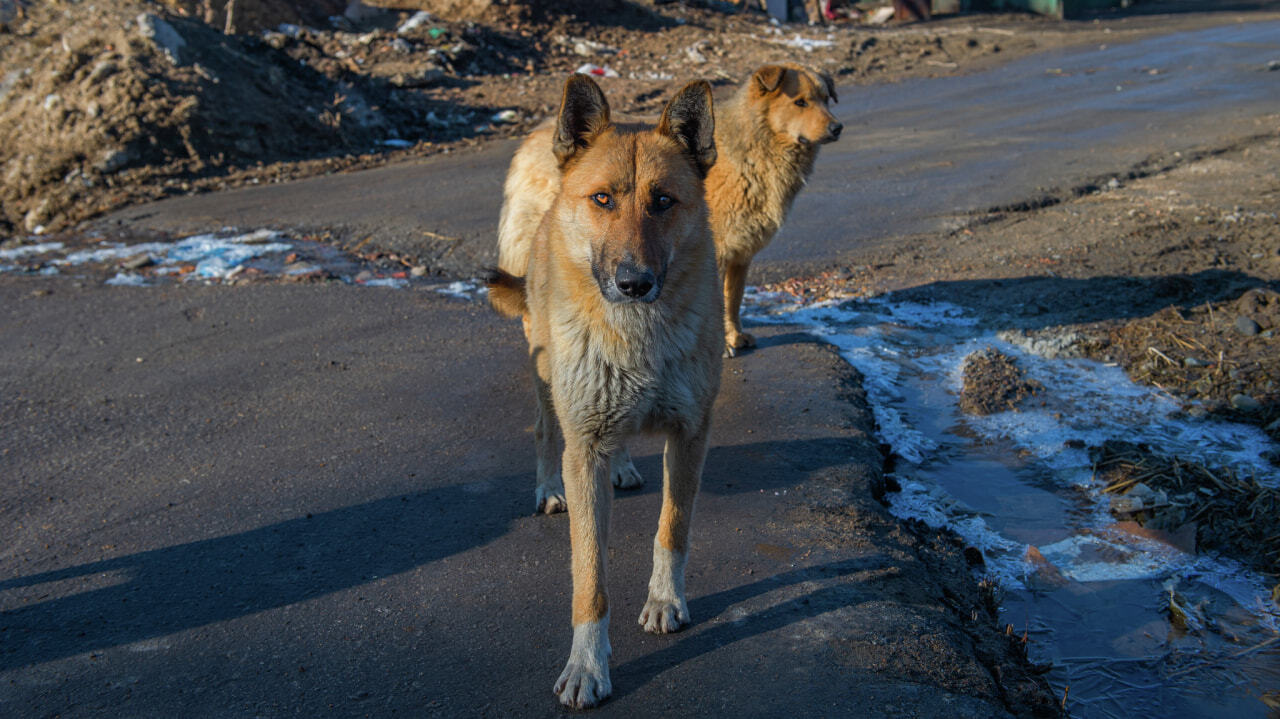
{"left": 958, "top": 348, "right": 1043, "bottom": 415}
{"left": 1093, "top": 440, "right": 1280, "bottom": 582}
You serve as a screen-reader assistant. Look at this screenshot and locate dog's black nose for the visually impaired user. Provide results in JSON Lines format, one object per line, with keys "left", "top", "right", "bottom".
{"left": 828, "top": 122, "right": 843, "bottom": 139}
{"left": 614, "top": 262, "right": 655, "bottom": 299}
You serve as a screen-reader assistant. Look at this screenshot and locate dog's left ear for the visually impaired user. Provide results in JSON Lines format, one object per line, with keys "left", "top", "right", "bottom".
{"left": 658, "top": 80, "right": 716, "bottom": 177}
{"left": 819, "top": 71, "right": 838, "bottom": 104}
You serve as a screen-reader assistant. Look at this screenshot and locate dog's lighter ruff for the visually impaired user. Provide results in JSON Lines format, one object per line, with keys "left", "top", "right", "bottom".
{"left": 554, "top": 613, "right": 612, "bottom": 709}
{"left": 640, "top": 542, "right": 689, "bottom": 634}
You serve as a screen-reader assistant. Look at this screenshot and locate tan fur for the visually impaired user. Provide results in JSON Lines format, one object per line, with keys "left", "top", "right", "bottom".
{"left": 489, "top": 75, "right": 722, "bottom": 710}
{"left": 705, "top": 63, "right": 841, "bottom": 355}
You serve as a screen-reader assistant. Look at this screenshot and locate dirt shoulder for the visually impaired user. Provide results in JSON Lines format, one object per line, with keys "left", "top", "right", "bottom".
{"left": 764, "top": 124, "right": 1280, "bottom": 439}
{"left": 3, "top": 0, "right": 1278, "bottom": 237}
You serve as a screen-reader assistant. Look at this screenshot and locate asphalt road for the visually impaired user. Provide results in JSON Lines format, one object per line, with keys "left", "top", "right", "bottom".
{"left": 94, "top": 19, "right": 1280, "bottom": 280}
{"left": 7, "top": 15, "right": 1280, "bottom": 719}
{"left": 1, "top": 282, "right": 1037, "bottom": 717}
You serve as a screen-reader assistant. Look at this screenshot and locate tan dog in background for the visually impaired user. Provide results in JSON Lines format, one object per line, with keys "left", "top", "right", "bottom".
{"left": 487, "top": 74, "right": 722, "bottom": 709}
{"left": 706, "top": 63, "right": 842, "bottom": 355}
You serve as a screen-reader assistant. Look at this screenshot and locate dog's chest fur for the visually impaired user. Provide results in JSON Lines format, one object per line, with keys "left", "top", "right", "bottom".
{"left": 545, "top": 298, "right": 709, "bottom": 442}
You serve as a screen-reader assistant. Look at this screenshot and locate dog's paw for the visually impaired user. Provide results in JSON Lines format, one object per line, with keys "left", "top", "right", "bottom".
{"left": 535, "top": 480, "right": 567, "bottom": 515}
{"left": 611, "top": 458, "right": 644, "bottom": 490}
{"left": 638, "top": 597, "right": 689, "bottom": 634}
{"left": 724, "top": 331, "right": 756, "bottom": 357}
{"left": 554, "top": 661, "right": 612, "bottom": 709}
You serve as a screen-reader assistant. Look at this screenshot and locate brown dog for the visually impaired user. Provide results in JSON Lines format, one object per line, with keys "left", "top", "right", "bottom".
{"left": 487, "top": 75, "right": 722, "bottom": 709}
{"left": 706, "top": 63, "right": 842, "bottom": 355}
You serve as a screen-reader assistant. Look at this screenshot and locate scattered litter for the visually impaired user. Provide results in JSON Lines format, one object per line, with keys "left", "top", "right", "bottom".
{"left": 490, "top": 109, "right": 520, "bottom": 124}
{"left": 770, "top": 34, "right": 836, "bottom": 52}
{"left": 574, "top": 64, "right": 619, "bottom": 79}
{"left": 397, "top": 11, "right": 432, "bottom": 35}
{"left": 866, "top": 6, "right": 895, "bottom": 25}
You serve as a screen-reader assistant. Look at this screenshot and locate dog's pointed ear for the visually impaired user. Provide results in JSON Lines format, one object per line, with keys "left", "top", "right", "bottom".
{"left": 820, "top": 71, "right": 838, "bottom": 104}
{"left": 553, "top": 74, "right": 611, "bottom": 167}
{"left": 752, "top": 65, "right": 787, "bottom": 94}
{"left": 658, "top": 80, "right": 716, "bottom": 177}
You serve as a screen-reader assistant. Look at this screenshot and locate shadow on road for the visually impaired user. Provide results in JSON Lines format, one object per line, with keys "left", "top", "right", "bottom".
{"left": 0, "top": 483, "right": 517, "bottom": 671}
{"left": 889, "top": 269, "right": 1279, "bottom": 330}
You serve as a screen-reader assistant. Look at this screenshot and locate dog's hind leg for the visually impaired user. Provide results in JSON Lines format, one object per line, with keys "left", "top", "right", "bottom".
{"left": 639, "top": 425, "right": 709, "bottom": 634}
{"left": 554, "top": 438, "right": 614, "bottom": 708}
{"left": 721, "top": 260, "right": 756, "bottom": 357}
{"left": 609, "top": 446, "right": 643, "bottom": 490}
{"left": 533, "top": 376, "right": 566, "bottom": 514}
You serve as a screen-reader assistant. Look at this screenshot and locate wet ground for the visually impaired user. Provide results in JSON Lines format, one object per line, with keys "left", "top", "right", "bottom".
{"left": 745, "top": 293, "right": 1279, "bottom": 718}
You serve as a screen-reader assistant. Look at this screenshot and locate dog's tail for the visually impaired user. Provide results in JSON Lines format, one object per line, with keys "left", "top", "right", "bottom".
{"left": 483, "top": 268, "right": 527, "bottom": 319}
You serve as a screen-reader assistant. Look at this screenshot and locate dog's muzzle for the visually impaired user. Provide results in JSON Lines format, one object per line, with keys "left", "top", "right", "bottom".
{"left": 596, "top": 260, "right": 662, "bottom": 304}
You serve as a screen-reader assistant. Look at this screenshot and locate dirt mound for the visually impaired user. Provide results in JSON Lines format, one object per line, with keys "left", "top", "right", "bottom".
{"left": 1093, "top": 440, "right": 1280, "bottom": 582}
{"left": 0, "top": 1, "right": 507, "bottom": 235}
{"left": 958, "top": 348, "right": 1043, "bottom": 415}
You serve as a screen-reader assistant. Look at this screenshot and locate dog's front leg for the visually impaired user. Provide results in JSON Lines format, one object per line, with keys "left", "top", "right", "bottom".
{"left": 554, "top": 438, "right": 614, "bottom": 708}
{"left": 639, "top": 425, "right": 709, "bottom": 634}
{"left": 721, "top": 260, "right": 756, "bottom": 357}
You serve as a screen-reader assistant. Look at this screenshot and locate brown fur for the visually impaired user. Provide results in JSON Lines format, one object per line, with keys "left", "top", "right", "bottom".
{"left": 488, "top": 74, "right": 722, "bottom": 709}
{"left": 705, "top": 63, "right": 841, "bottom": 355}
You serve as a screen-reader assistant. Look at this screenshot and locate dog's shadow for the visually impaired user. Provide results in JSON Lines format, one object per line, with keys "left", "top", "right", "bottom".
{"left": 610, "top": 557, "right": 888, "bottom": 701}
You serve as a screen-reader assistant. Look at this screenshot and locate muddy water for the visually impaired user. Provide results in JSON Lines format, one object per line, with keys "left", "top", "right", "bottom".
{"left": 747, "top": 292, "right": 1280, "bottom": 718}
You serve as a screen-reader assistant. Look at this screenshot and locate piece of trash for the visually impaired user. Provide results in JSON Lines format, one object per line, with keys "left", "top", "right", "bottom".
{"left": 685, "top": 41, "right": 709, "bottom": 64}
{"left": 490, "top": 109, "right": 520, "bottom": 124}
{"left": 397, "top": 11, "right": 432, "bottom": 35}
{"left": 867, "top": 6, "right": 895, "bottom": 24}
{"left": 382, "top": 138, "right": 414, "bottom": 149}
{"left": 575, "top": 63, "right": 619, "bottom": 78}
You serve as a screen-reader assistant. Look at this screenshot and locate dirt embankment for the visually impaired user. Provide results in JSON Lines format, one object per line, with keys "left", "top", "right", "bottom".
{"left": 3, "top": 0, "right": 1172, "bottom": 239}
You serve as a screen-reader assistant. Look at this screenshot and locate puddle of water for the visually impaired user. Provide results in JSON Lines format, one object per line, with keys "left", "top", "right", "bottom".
{"left": 745, "top": 289, "right": 1280, "bottom": 718}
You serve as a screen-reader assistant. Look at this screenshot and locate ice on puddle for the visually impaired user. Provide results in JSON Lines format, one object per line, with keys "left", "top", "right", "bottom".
{"left": 0, "top": 241, "right": 64, "bottom": 260}
{"left": 741, "top": 288, "right": 1280, "bottom": 621}
{"left": 434, "top": 280, "right": 487, "bottom": 300}
{"left": 105, "top": 272, "right": 149, "bottom": 286}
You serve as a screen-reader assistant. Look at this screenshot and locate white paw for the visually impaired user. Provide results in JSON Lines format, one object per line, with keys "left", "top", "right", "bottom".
{"left": 554, "top": 661, "right": 612, "bottom": 709}
{"left": 535, "top": 478, "right": 566, "bottom": 515}
{"left": 611, "top": 458, "right": 644, "bottom": 490}
{"left": 554, "top": 617, "right": 612, "bottom": 708}
{"left": 638, "top": 597, "right": 689, "bottom": 634}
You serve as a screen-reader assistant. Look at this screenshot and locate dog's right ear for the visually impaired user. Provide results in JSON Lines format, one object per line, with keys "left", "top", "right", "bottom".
{"left": 553, "top": 74, "right": 612, "bottom": 167}
{"left": 752, "top": 65, "right": 788, "bottom": 95}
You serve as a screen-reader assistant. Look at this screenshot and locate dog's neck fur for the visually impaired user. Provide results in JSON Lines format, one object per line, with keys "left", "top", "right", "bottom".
{"left": 716, "top": 87, "right": 820, "bottom": 216}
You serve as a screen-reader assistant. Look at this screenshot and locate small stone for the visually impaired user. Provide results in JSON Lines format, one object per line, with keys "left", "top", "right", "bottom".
{"left": 410, "top": 265, "right": 427, "bottom": 277}
{"left": 1231, "top": 394, "right": 1261, "bottom": 412}
{"left": 1267, "top": 59, "right": 1280, "bottom": 71}
{"left": 121, "top": 254, "right": 154, "bottom": 270}
{"left": 1235, "top": 315, "right": 1261, "bottom": 336}
{"left": 94, "top": 147, "right": 134, "bottom": 174}
{"left": 137, "top": 13, "right": 187, "bottom": 65}
{"left": 87, "top": 61, "right": 118, "bottom": 84}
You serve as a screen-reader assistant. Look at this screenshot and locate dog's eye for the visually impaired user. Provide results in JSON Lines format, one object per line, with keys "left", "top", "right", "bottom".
{"left": 653, "top": 194, "right": 674, "bottom": 211}
{"left": 591, "top": 192, "right": 612, "bottom": 207}
{"left": 794, "top": 98, "right": 808, "bottom": 108}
